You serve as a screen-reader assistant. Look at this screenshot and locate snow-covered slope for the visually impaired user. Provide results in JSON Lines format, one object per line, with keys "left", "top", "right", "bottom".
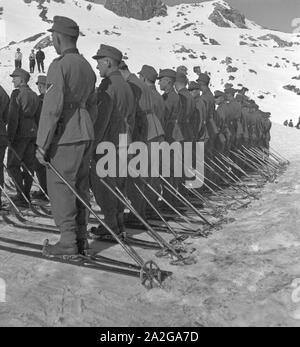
{"left": 0, "top": 0, "right": 299, "bottom": 124}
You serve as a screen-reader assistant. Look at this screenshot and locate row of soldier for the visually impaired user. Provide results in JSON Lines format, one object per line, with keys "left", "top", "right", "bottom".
{"left": 0, "top": 15, "right": 272, "bottom": 257}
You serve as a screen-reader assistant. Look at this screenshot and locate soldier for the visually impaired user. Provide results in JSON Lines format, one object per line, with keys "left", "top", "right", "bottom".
{"left": 174, "top": 72, "right": 195, "bottom": 142}
{"left": 0, "top": 85, "right": 10, "bottom": 209}
{"left": 118, "top": 61, "right": 159, "bottom": 222}
{"left": 7, "top": 68, "right": 40, "bottom": 207}
{"left": 158, "top": 69, "right": 182, "bottom": 204}
{"left": 197, "top": 73, "right": 216, "bottom": 155}
{"left": 138, "top": 64, "right": 165, "bottom": 134}
{"left": 224, "top": 87, "right": 243, "bottom": 150}
{"left": 138, "top": 64, "right": 165, "bottom": 211}
{"left": 214, "top": 91, "right": 230, "bottom": 153}
{"left": 262, "top": 112, "right": 272, "bottom": 149}
{"left": 36, "top": 16, "right": 97, "bottom": 256}
{"left": 246, "top": 101, "right": 259, "bottom": 147}
{"left": 158, "top": 69, "right": 181, "bottom": 143}
{"left": 188, "top": 81, "right": 209, "bottom": 144}
{"left": 32, "top": 75, "right": 48, "bottom": 200}
{"left": 90, "top": 45, "right": 135, "bottom": 238}
{"left": 236, "top": 94, "right": 250, "bottom": 148}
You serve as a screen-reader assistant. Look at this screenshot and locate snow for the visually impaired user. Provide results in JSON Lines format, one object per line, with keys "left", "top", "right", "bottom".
{"left": 0, "top": 0, "right": 299, "bottom": 123}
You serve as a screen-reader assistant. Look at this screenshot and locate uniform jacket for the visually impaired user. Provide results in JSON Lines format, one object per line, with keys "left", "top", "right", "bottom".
{"left": 162, "top": 88, "right": 182, "bottom": 142}
{"left": 225, "top": 100, "right": 243, "bottom": 140}
{"left": 7, "top": 85, "right": 40, "bottom": 141}
{"left": 0, "top": 85, "right": 9, "bottom": 139}
{"left": 127, "top": 74, "right": 151, "bottom": 142}
{"left": 215, "top": 102, "right": 231, "bottom": 143}
{"left": 177, "top": 87, "right": 197, "bottom": 141}
{"left": 200, "top": 89, "right": 217, "bottom": 140}
{"left": 36, "top": 48, "right": 97, "bottom": 151}
{"left": 94, "top": 70, "right": 135, "bottom": 147}
{"left": 194, "top": 95, "right": 209, "bottom": 142}
{"left": 149, "top": 85, "right": 165, "bottom": 139}
{"left": 36, "top": 51, "right": 45, "bottom": 62}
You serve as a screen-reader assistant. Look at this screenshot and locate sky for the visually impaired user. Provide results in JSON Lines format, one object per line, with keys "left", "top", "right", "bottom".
{"left": 95, "top": 0, "right": 300, "bottom": 33}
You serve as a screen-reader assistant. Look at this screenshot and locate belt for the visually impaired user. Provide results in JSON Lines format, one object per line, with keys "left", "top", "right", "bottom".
{"left": 63, "top": 102, "right": 87, "bottom": 110}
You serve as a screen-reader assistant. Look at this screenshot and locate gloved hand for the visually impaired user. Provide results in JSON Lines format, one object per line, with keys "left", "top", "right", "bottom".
{"left": 36, "top": 147, "right": 47, "bottom": 166}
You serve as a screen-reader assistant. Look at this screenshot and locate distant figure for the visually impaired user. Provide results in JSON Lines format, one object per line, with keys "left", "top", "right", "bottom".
{"left": 36, "top": 47, "right": 45, "bottom": 73}
{"left": 15, "top": 48, "right": 22, "bottom": 68}
{"left": 29, "top": 49, "right": 36, "bottom": 73}
{"left": 284, "top": 120, "right": 288, "bottom": 127}
{"left": 289, "top": 119, "right": 294, "bottom": 128}
{"left": 296, "top": 117, "right": 300, "bottom": 129}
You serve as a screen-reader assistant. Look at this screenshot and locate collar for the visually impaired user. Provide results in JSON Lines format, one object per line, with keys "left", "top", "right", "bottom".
{"left": 62, "top": 48, "right": 79, "bottom": 56}
{"left": 107, "top": 70, "right": 122, "bottom": 78}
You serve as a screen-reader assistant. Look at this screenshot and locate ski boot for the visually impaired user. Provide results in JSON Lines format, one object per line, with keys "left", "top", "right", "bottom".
{"left": 77, "top": 238, "right": 90, "bottom": 256}
{"left": 32, "top": 190, "right": 48, "bottom": 201}
{"left": 89, "top": 225, "right": 123, "bottom": 242}
{"left": 11, "top": 194, "right": 30, "bottom": 208}
{"left": 42, "top": 240, "right": 79, "bottom": 259}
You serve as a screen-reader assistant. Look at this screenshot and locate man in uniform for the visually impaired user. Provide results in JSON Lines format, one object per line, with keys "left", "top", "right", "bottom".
{"left": 188, "top": 81, "right": 209, "bottom": 144}
{"left": 262, "top": 112, "right": 272, "bottom": 149}
{"left": 7, "top": 68, "right": 40, "bottom": 206}
{"left": 90, "top": 45, "right": 135, "bottom": 238}
{"left": 32, "top": 75, "right": 48, "bottom": 200}
{"left": 36, "top": 16, "right": 97, "bottom": 256}
{"left": 214, "top": 91, "right": 230, "bottom": 154}
{"left": 224, "top": 87, "right": 243, "bottom": 150}
{"left": 158, "top": 69, "right": 182, "bottom": 204}
{"left": 0, "top": 85, "right": 10, "bottom": 209}
{"left": 138, "top": 64, "right": 165, "bottom": 212}
{"left": 196, "top": 73, "right": 216, "bottom": 185}
{"left": 119, "top": 61, "right": 161, "bottom": 223}
{"left": 197, "top": 73, "right": 216, "bottom": 155}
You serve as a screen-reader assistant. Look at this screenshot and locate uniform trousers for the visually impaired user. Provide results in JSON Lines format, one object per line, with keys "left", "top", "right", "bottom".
{"left": 7, "top": 137, "right": 35, "bottom": 198}
{"left": 46, "top": 141, "right": 93, "bottom": 245}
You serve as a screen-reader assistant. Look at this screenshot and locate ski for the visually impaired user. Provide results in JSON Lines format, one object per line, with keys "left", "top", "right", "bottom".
{"left": 1, "top": 212, "right": 162, "bottom": 250}
{"left": 0, "top": 242, "right": 140, "bottom": 278}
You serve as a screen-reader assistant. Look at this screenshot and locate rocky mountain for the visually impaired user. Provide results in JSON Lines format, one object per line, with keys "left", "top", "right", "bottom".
{"left": 104, "top": 0, "right": 168, "bottom": 20}
{"left": 0, "top": 0, "right": 299, "bottom": 124}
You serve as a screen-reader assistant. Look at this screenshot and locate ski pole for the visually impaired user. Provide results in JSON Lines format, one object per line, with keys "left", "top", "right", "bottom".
{"left": 8, "top": 144, "right": 50, "bottom": 200}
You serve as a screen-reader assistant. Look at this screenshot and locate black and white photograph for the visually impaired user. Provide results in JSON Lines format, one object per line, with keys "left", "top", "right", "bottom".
{"left": 0, "top": 0, "right": 299, "bottom": 329}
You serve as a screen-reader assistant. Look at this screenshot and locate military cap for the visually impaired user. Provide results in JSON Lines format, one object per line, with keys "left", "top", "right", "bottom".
{"left": 48, "top": 16, "right": 79, "bottom": 38}
{"left": 157, "top": 69, "right": 176, "bottom": 80}
{"left": 10, "top": 68, "right": 30, "bottom": 83}
{"left": 92, "top": 44, "right": 123, "bottom": 63}
{"left": 36, "top": 75, "right": 47, "bottom": 85}
{"left": 264, "top": 112, "right": 271, "bottom": 117}
{"left": 188, "top": 81, "right": 201, "bottom": 91}
{"left": 214, "top": 90, "right": 225, "bottom": 98}
{"left": 177, "top": 65, "right": 188, "bottom": 75}
{"left": 176, "top": 71, "right": 188, "bottom": 84}
{"left": 138, "top": 65, "right": 158, "bottom": 82}
{"left": 224, "top": 87, "right": 237, "bottom": 95}
{"left": 224, "top": 83, "right": 233, "bottom": 89}
{"left": 119, "top": 60, "right": 129, "bottom": 70}
{"left": 197, "top": 73, "right": 210, "bottom": 85}
{"left": 235, "top": 94, "right": 244, "bottom": 101}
